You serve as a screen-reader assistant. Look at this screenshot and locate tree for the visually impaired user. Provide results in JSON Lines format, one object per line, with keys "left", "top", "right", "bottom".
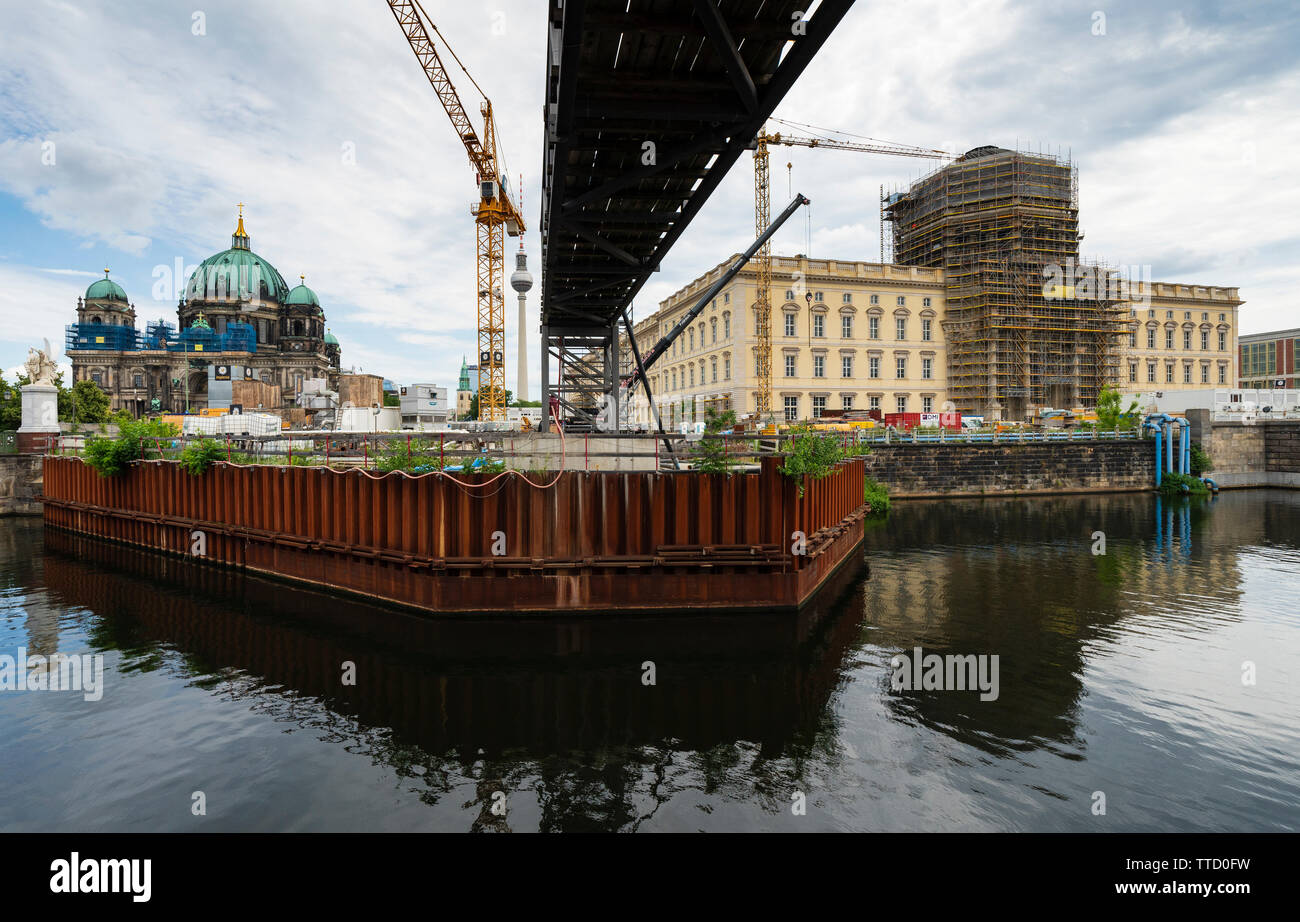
{"left": 1095, "top": 385, "right": 1140, "bottom": 431}
{"left": 68, "top": 379, "right": 110, "bottom": 424}
{"left": 0, "top": 372, "right": 20, "bottom": 430}
{"left": 692, "top": 407, "right": 737, "bottom": 473}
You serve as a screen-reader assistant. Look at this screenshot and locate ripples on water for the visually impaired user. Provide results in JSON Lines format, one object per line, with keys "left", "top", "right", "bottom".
{"left": 0, "top": 490, "right": 1296, "bottom": 832}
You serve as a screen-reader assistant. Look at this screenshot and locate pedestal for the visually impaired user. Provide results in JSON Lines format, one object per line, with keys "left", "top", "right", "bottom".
{"left": 16, "top": 384, "right": 60, "bottom": 454}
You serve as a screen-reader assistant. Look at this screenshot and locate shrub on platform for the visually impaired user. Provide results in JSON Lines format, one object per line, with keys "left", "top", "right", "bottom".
{"left": 179, "top": 438, "right": 226, "bottom": 476}
{"left": 779, "top": 427, "right": 848, "bottom": 490}
{"left": 84, "top": 418, "right": 178, "bottom": 477}
{"left": 692, "top": 407, "right": 738, "bottom": 474}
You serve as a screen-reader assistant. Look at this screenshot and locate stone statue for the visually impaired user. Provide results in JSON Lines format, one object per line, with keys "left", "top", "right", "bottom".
{"left": 24, "top": 339, "right": 58, "bottom": 386}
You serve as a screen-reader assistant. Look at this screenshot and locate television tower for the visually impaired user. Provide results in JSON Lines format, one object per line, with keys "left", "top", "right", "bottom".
{"left": 510, "top": 240, "right": 533, "bottom": 402}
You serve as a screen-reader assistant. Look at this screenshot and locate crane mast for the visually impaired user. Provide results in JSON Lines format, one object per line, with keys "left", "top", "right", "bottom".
{"left": 751, "top": 125, "right": 949, "bottom": 423}
{"left": 385, "top": 0, "right": 525, "bottom": 421}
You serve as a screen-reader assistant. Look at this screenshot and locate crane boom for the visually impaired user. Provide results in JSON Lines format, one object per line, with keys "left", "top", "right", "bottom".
{"left": 385, "top": 0, "right": 525, "bottom": 421}
{"left": 764, "top": 131, "right": 949, "bottom": 159}
{"left": 385, "top": 0, "right": 491, "bottom": 177}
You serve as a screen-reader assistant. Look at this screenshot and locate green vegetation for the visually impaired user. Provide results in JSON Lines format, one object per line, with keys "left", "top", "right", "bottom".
{"left": 864, "top": 477, "right": 891, "bottom": 517}
{"left": 1190, "top": 442, "right": 1213, "bottom": 475}
{"left": 1095, "top": 385, "right": 1141, "bottom": 431}
{"left": 66, "top": 379, "right": 110, "bottom": 424}
{"left": 84, "top": 418, "right": 179, "bottom": 477}
{"left": 779, "top": 427, "right": 851, "bottom": 491}
{"left": 0, "top": 373, "right": 19, "bottom": 430}
{"left": 179, "top": 438, "right": 226, "bottom": 476}
{"left": 375, "top": 438, "right": 446, "bottom": 473}
{"left": 692, "top": 407, "right": 737, "bottom": 474}
{"left": 1, "top": 371, "right": 113, "bottom": 428}
{"left": 1158, "top": 471, "right": 1209, "bottom": 495}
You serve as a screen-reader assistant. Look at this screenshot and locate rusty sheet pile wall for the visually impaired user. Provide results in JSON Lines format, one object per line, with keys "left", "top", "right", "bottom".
{"left": 41, "top": 456, "right": 867, "bottom": 613}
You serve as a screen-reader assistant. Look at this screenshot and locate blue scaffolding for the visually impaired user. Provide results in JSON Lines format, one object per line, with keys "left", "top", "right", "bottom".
{"left": 66, "top": 320, "right": 259, "bottom": 354}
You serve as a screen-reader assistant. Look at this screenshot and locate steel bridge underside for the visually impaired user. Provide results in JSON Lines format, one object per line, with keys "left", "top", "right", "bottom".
{"left": 539, "top": 0, "right": 853, "bottom": 430}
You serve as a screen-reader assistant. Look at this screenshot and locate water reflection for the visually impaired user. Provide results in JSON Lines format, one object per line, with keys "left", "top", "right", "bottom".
{"left": 859, "top": 494, "right": 1246, "bottom": 753}
{"left": 20, "top": 524, "right": 867, "bottom": 831}
{"left": 3, "top": 488, "right": 1297, "bottom": 832}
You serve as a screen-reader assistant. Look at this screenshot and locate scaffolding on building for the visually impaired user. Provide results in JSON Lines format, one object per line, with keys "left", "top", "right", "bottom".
{"left": 883, "top": 146, "right": 1130, "bottom": 419}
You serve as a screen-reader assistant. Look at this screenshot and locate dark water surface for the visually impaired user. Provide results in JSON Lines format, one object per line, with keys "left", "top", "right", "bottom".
{"left": 1, "top": 489, "right": 1297, "bottom": 832}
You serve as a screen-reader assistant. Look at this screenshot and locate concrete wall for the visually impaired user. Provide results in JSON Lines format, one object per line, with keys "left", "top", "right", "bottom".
{"left": 0, "top": 455, "right": 43, "bottom": 516}
{"left": 861, "top": 440, "right": 1154, "bottom": 498}
{"left": 1185, "top": 413, "right": 1300, "bottom": 488}
{"left": 504, "top": 432, "right": 662, "bottom": 471}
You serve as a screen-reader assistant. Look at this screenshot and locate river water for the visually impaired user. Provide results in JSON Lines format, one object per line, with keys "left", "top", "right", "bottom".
{"left": 1, "top": 489, "right": 1297, "bottom": 832}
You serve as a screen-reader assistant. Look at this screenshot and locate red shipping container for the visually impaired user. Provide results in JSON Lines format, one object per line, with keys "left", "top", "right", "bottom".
{"left": 884, "top": 412, "right": 962, "bottom": 432}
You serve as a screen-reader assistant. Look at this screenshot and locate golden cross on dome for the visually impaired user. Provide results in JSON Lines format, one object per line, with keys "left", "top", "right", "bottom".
{"left": 237, "top": 202, "right": 245, "bottom": 217}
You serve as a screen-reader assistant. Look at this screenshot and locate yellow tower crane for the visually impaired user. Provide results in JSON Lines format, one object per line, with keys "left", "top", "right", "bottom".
{"left": 385, "top": 0, "right": 525, "bottom": 421}
{"left": 751, "top": 119, "right": 951, "bottom": 421}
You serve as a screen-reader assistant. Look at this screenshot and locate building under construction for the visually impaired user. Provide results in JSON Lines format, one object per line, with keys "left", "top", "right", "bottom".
{"left": 884, "top": 146, "right": 1130, "bottom": 419}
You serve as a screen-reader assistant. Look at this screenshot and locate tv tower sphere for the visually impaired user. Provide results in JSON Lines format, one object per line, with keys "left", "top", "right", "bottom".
{"left": 510, "top": 250, "right": 533, "bottom": 292}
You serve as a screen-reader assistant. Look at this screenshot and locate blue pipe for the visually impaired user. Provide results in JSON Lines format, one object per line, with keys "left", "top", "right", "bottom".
{"left": 1153, "top": 422, "right": 1162, "bottom": 486}
{"left": 1144, "top": 414, "right": 1176, "bottom": 487}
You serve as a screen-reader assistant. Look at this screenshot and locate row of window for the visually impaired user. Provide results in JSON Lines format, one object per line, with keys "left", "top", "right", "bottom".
{"left": 666, "top": 297, "right": 938, "bottom": 357}
{"left": 1127, "top": 363, "right": 1229, "bottom": 385}
{"left": 666, "top": 355, "right": 734, "bottom": 389}
{"left": 784, "top": 291, "right": 933, "bottom": 309}
{"left": 785, "top": 314, "right": 934, "bottom": 341}
{"left": 663, "top": 351, "right": 942, "bottom": 391}
{"left": 1148, "top": 309, "right": 1229, "bottom": 322}
{"left": 780, "top": 394, "right": 932, "bottom": 421}
{"left": 1134, "top": 329, "right": 1228, "bottom": 351}
{"left": 671, "top": 314, "right": 731, "bottom": 356}
{"left": 1240, "top": 340, "right": 1281, "bottom": 378}
{"left": 783, "top": 354, "right": 933, "bottom": 380}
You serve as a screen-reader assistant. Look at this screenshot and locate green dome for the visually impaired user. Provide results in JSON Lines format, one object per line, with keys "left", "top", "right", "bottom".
{"left": 286, "top": 283, "right": 321, "bottom": 308}
{"left": 86, "top": 276, "right": 128, "bottom": 302}
{"left": 185, "top": 246, "right": 290, "bottom": 303}
{"left": 324, "top": 330, "right": 339, "bottom": 345}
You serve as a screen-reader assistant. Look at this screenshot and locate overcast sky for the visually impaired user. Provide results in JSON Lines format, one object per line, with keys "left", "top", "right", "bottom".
{"left": 1, "top": 0, "right": 1296, "bottom": 397}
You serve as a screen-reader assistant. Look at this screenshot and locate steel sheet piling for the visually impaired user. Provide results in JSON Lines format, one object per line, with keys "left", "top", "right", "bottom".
{"left": 39, "top": 456, "right": 869, "bottom": 613}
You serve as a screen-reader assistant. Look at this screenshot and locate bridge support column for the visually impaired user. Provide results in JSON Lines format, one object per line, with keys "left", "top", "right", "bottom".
{"left": 540, "top": 322, "right": 550, "bottom": 432}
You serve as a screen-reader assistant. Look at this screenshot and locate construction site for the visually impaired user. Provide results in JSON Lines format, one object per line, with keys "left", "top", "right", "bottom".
{"left": 883, "top": 146, "right": 1131, "bottom": 420}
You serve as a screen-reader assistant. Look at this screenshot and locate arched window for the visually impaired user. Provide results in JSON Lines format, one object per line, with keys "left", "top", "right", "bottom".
{"left": 710, "top": 317, "right": 717, "bottom": 343}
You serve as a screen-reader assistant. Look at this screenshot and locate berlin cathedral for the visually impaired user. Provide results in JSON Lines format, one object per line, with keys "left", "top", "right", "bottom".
{"left": 67, "top": 208, "right": 342, "bottom": 415}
